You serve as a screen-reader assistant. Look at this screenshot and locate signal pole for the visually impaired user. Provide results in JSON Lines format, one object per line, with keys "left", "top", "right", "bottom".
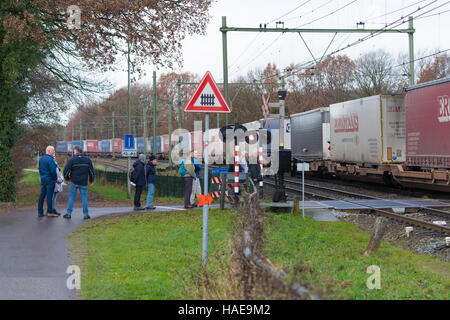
{"left": 112, "top": 111, "right": 115, "bottom": 160}
{"left": 152, "top": 71, "right": 157, "bottom": 154}
{"left": 126, "top": 43, "right": 131, "bottom": 199}
{"left": 168, "top": 96, "right": 173, "bottom": 168}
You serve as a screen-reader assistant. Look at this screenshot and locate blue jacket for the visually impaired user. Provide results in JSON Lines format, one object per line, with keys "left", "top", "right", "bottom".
{"left": 39, "top": 154, "right": 57, "bottom": 184}
{"left": 192, "top": 157, "right": 202, "bottom": 179}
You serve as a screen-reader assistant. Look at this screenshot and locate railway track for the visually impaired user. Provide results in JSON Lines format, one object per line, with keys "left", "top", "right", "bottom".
{"left": 265, "top": 176, "right": 450, "bottom": 236}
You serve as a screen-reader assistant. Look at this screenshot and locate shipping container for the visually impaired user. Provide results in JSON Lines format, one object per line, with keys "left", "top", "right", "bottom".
{"left": 290, "top": 108, "right": 330, "bottom": 161}
{"left": 161, "top": 135, "right": 169, "bottom": 155}
{"left": 112, "top": 139, "right": 122, "bottom": 153}
{"left": 136, "top": 137, "right": 145, "bottom": 153}
{"left": 191, "top": 131, "right": 203, "bottom": 155}
{"left": 70, "top": 141, "right": 84, "bottom": 153}
{"left": 406, "top": 77, "right": 450, "bottom": 169}
{"left": 99, "top": 140, "right": 112, "bottom": 153}
{"left": 84, "top": 140, "right": 99, "bottom": 153}
{"left": 330, "top": 95, "right": 406, "bottom": 165}
{"left": 56, "top": 141, "right": 68, "bottom": 153}
{"left": 150, "top": 136, "right": 162, "bottom": 154}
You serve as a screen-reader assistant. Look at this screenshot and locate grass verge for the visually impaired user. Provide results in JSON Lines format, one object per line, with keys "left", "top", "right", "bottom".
{"left": 67, "top": 209, "right": 232, "bottom": 299}
{"left": 67, "top": 208, "right": 449, "bottom": 300}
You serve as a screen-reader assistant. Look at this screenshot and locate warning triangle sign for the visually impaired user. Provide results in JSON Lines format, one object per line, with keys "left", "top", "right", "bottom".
{"left": 183, "top": 71, "right": 231, "bottom": 113}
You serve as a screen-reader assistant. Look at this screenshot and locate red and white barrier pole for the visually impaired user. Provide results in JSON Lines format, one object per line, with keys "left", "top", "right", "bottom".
{"left": 234, "top": 145, "right": 239, "bottom": 194}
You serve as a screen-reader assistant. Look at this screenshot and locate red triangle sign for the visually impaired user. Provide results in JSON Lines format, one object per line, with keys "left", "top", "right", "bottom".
{"left": 183, "top": 71, "right": 231, "bottom": 113}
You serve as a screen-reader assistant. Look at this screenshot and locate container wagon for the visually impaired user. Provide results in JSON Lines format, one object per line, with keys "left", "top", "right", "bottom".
{"left": 390, "top": 77, "right": 450, "bottom": 191}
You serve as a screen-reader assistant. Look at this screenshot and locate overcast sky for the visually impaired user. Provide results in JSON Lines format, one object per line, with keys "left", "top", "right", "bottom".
{"left": 105, "top": 0, "right": 449, "bottom": 91}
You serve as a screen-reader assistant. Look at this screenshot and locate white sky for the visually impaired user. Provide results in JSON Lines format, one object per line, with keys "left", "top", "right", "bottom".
{"left": 106, "top": 0, "right": 450, "bottom": 91}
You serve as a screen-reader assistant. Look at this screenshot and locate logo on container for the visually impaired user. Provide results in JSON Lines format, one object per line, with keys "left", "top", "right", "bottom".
{"left": 438, "top": 95, "right": 449, "bottom": 123}
{"left": 334, "top": 113, "right": 359, "bottom": 133}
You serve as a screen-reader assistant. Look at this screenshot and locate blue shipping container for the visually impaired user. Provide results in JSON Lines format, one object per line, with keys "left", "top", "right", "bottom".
{"left": 71, "top": 141, "right": 84, "bottom": 152}
{"left": 149, "top": 137, "right": 162, "bottom": 154}
{"left": 100, "top": 140, "right": 111, "bottom": 153}
{"left": 136, "top": 137, "right": 145, "bottom": 153}
{"left": 56, "top": 141, "right": 68, "bottom": 153}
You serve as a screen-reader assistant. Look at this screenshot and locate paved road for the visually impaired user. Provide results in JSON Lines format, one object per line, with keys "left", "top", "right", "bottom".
{"left": 0, "top": 204, "right": 216, "bottom": 300}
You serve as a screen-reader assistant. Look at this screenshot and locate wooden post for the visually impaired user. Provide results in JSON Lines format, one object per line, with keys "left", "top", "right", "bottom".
{"left": 293, "top": 196, "right": 300, "bottom": 216}
{"left": 364, "top": 217, "right": 387, "bottom": 256}
{"left": 220, "top": 172, "right": 226, "bottom": 210}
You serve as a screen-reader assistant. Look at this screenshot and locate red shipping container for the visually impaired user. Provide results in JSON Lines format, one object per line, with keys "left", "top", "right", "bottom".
{"left": 406, "top": 78, "right": 450, "bottom": 169}
{"left": 85, "top": 140, "right": 99, "bottom": 153}
{"left": 162, "top": 135, "right": 169, "bottom": 155}
{"left": 191, "top": 131, "right": 203, "bottom": 155}
{"left": 112, "top": 138, "right": 122, "bottom": 153}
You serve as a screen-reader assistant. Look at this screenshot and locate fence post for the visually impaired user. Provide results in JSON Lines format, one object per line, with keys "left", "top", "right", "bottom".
{"left": 220, "top": 172, "right": 226, "bottom": 210}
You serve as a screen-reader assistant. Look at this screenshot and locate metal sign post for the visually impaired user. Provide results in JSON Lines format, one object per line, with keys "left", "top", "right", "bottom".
{"left": 297, "top": 162, "right": 309, "bottom": 219}
{"left": 202, "top": 114, "right": 210, "bottom": 265}
{"left": 183, "top": 71, "right": 231, "bottom": 267}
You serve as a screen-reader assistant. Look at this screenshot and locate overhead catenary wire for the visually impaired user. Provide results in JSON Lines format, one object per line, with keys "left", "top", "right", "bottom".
{"left": 265, "top": 0, "right": 314, "bottom": 25}
{"left": 255, "top": 0, "right": 442, "bottom": 82}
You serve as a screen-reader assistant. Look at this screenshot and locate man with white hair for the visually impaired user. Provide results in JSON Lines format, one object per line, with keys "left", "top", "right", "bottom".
{"left": 37, "top": 146, "right": 58, "bottom": 218}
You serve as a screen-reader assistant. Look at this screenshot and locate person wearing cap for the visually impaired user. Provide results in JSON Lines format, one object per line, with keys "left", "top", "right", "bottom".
{"left": 133, "top": 153, "right": 147, "bottom": 210}
{"left": 145, "top": 155, "right": 157, "bottom": 210}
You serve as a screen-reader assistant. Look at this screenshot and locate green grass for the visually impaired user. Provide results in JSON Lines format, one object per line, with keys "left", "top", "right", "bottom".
{"left": 20, "top": 170, "right": 41, "bottom": 186}
{"left": 67, "top": 208, "right": 450, "bottom": 300}
{"left": 67, "top": 209, "right": 232, "bottom": 299}
{"left": 263, "top": 214, "right": 450, "bottom": 299}
{"left": 89, "top": 178, "right": 183, "bottom": 204}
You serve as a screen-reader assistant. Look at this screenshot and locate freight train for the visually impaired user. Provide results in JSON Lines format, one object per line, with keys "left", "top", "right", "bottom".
{"left": 56, "top": 77, "right": 450, "bottom": 192}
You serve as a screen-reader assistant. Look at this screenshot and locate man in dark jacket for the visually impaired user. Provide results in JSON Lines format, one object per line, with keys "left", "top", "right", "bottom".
{"left": 133, "top": 153, "right": 147, "bottom": 210}
{"left": 63, "top": 146, "right": 95, "bottom": 219}
{"left": 247, "top": 151, "right": 263, "bottom": 186}
{"left": 38, "top": 146, "right": 58, "bottom": 218}
{"left": 145, "top": 155, "right": 157, "bottom": 210}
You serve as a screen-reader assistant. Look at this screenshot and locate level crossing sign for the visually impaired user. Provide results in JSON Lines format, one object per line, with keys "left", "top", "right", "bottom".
{"left": 183, "top": 71, "right": 231, "bottom": 113}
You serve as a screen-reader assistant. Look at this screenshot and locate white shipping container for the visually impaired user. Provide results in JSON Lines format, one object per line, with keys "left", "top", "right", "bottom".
{"left": 330, "top": 95, "right": 406, "bottom": 165}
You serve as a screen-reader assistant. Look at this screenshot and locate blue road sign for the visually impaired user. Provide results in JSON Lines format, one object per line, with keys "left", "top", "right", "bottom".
{"left": 124, "top": 134, "right": 135, "bottom": 149}
{"left": 211, "top": 167, "right": 228, "bottom": 175}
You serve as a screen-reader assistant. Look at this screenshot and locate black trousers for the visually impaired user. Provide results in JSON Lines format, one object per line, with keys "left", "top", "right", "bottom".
{"left": 184, "top": 177, "right": 193, "bottom": 206}
{"left": 134, "top": 185, "right": 144, "bottom": 207}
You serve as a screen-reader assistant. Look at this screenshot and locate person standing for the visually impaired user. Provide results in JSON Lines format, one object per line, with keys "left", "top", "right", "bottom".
{"left": 63, "top": 146, "right": 95, "bottom": 220}
{"left": 247, "top": 151, "right": 262, "bottom": 186}
{"left": 190, "top": 151, "right": 203, "bottom": 207}
{"left": 133, "top": 153, "right": 147, "bottom": 211}
{"left": 145, "top": 155, "right": 157, "bottom": 210}
{"left": 179, "top": 151, "right": 196, "bottom": 209}
{"left": 52, "top": 157, "right": 64, "bottom": 215}
{"left": 37, "top": 146, "right": 58, "bottom": 218}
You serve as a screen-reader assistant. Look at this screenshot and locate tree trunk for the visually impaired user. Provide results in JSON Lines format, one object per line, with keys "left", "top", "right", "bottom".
{"left": 364, "top": 217, "right": 387, "bottom": 256}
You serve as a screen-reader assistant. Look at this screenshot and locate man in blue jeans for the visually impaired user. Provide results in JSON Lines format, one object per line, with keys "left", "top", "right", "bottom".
{"left": 145, "top": 155, "right": 157, "bottom": 210}
{"left": 63, "top": 146, "right": 95, "bottom": 220}
{"left": 37, "top": 146, "right": 58, "bottom": 218}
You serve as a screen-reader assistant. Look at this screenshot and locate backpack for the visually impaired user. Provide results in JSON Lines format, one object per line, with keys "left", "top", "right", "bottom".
{"left": 129, "top": 167, "right": 136, "bottom": 183}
